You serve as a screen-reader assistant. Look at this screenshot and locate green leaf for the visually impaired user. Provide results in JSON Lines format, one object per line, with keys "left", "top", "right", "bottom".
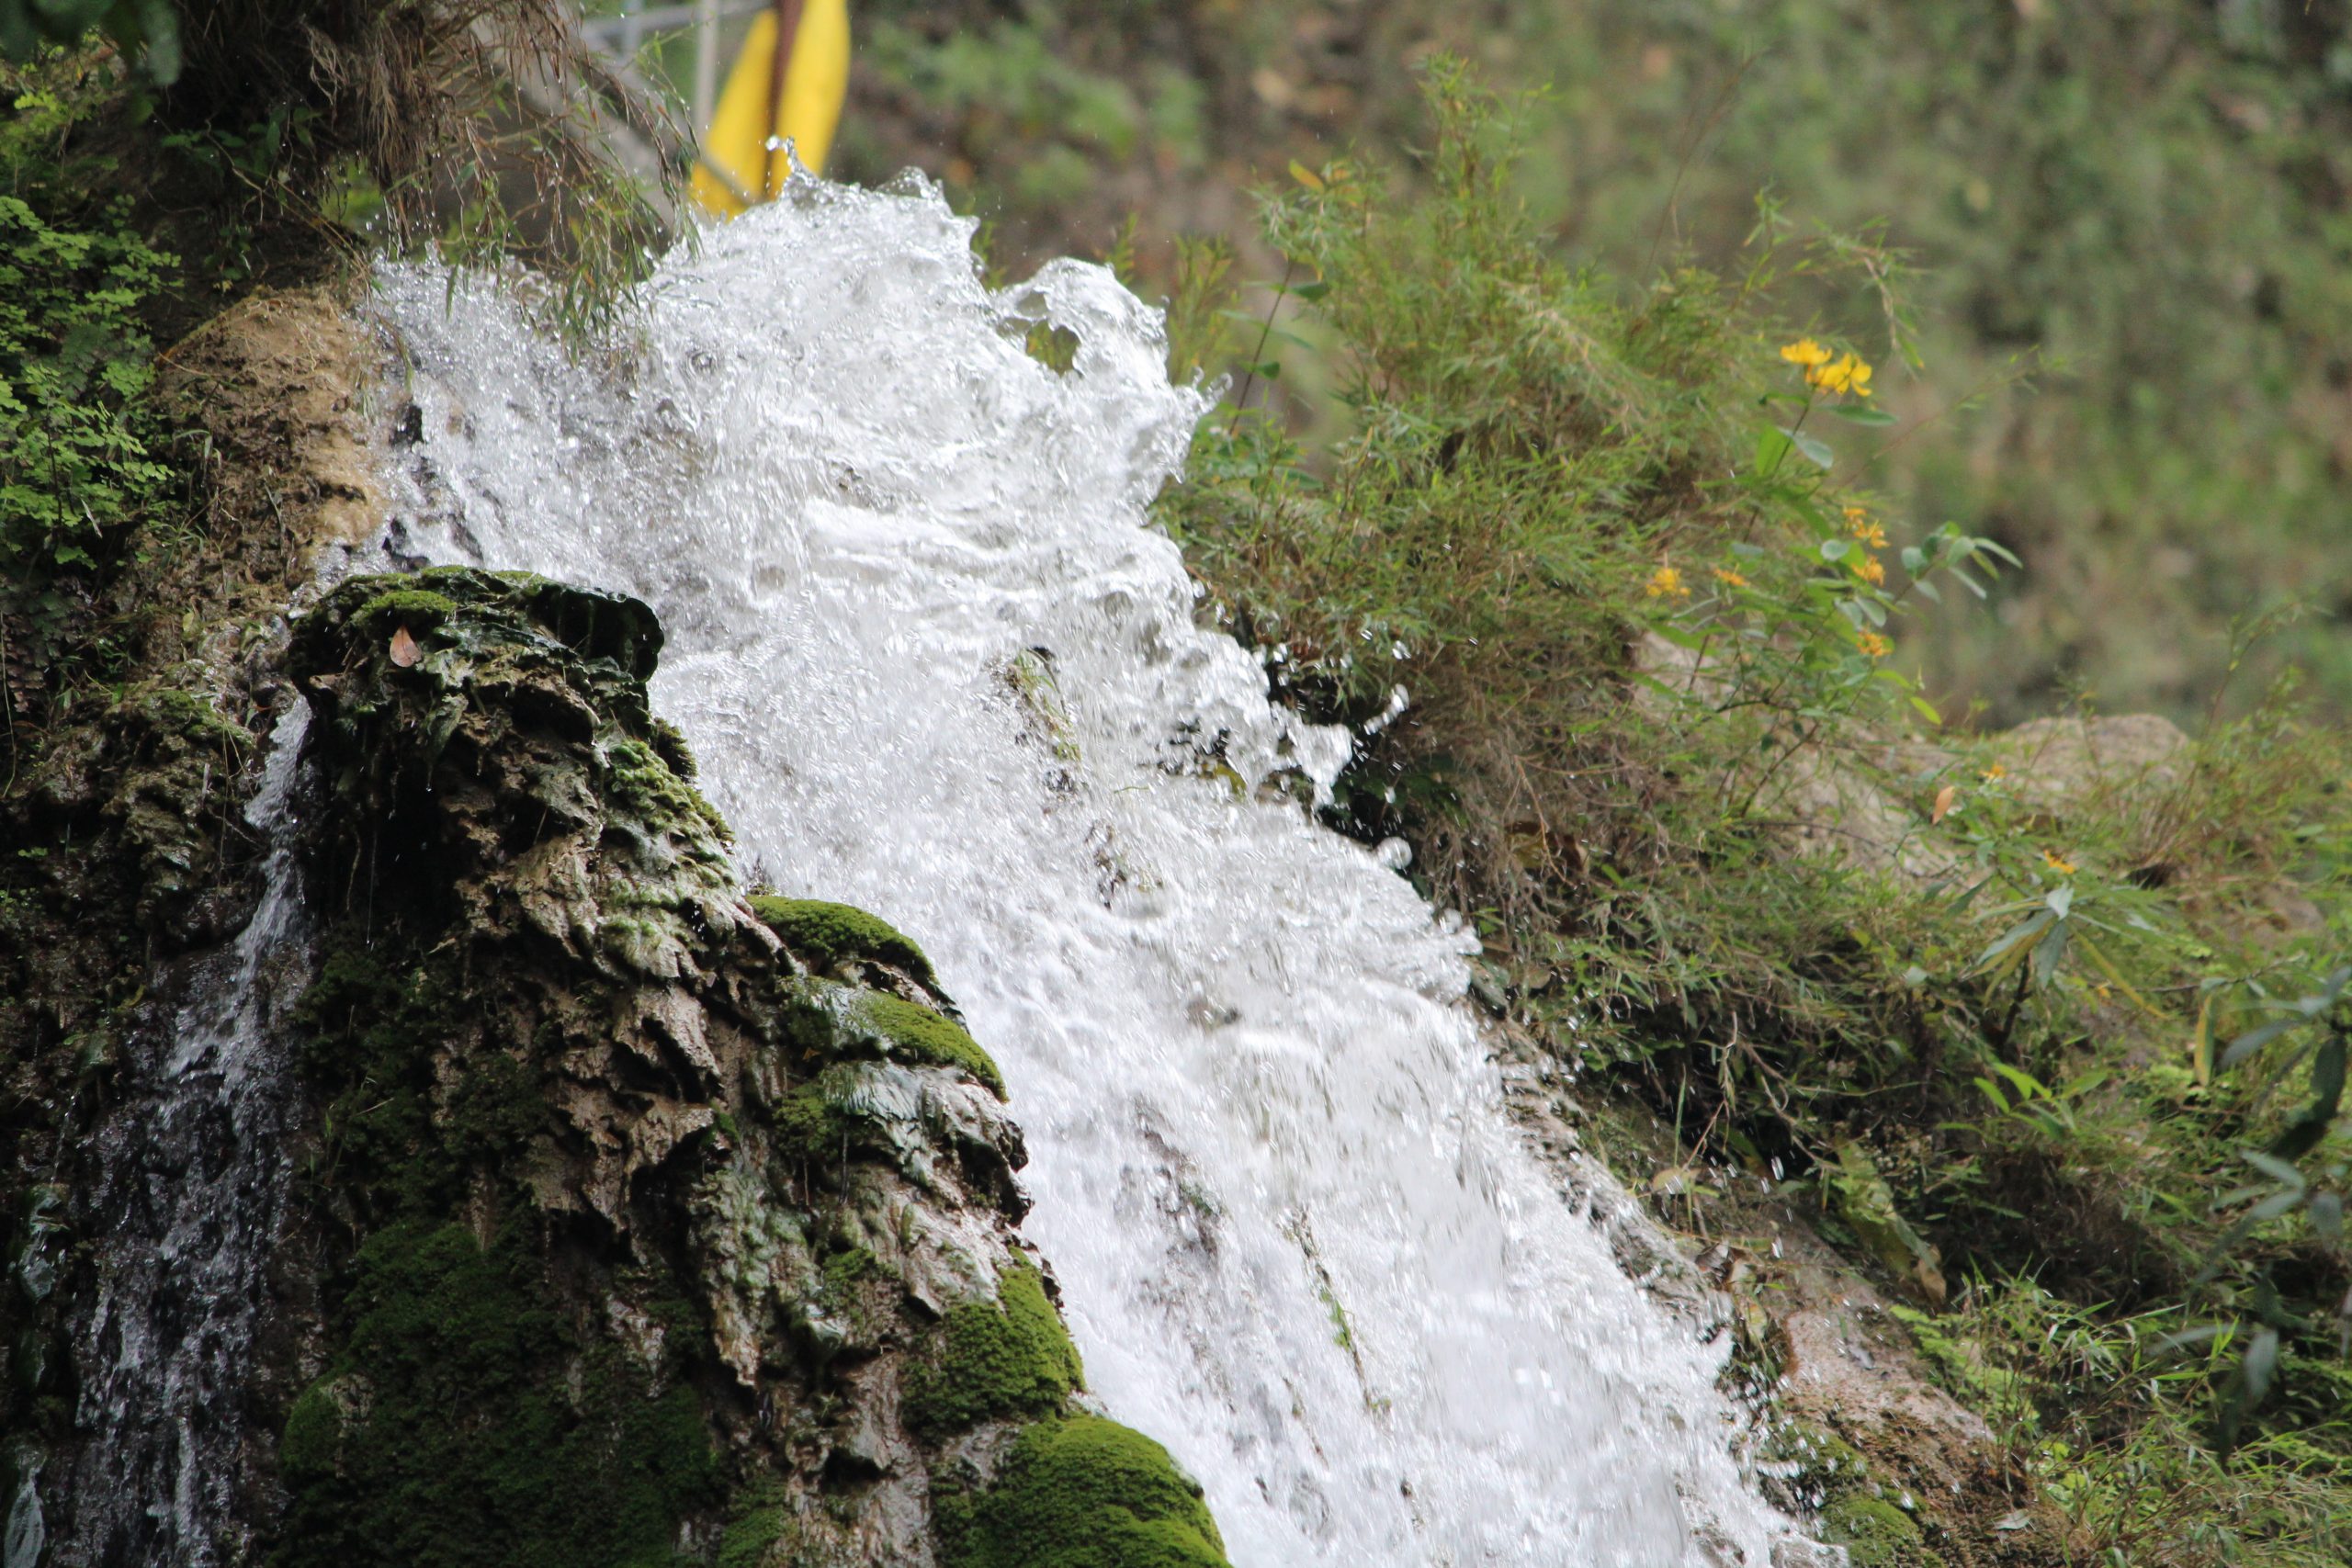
{"left": 1988, "top": 1061, "right": 2047, "bottom": 1101}
{"left": 2222, "top": 1014, "right": 2310, "bottom": 1069}
{"left": 2243, "top": 1325, "right": 2280, "bottom": 1404}
{"left": 2242, "top": 1150, "right": 2308, "bottom": 1189}
{"left": 1826, "top": 404, "right": 1896, "bottom": 427}
{"left": 2030, "top": 915, "right": 2072, "bottom": 986}
{"left": 1753, "top": 425, "right": 1794, "bottom": 477}
{"left": 2267, "top": 1034, "right": 2346, "bottom": 1161}
{"left": 1973, "top": 908, "right": 2053, "bottom": 974}
{"left": 1783, "top": 426, "right": 1834, "bottom": 469}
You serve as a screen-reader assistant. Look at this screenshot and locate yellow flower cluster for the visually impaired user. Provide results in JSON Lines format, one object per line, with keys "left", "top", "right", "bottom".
{"left": 2042, "top": 849, "right": 2077, "bottom": 875}
{"left": 1780, "top": 339, "right": 1872, "bottom": 397}
{"left": 1855, "top": 555, "right": 1886, "bottom": 587}
{"left": 1857, "top": 632, "right": 1893, "bottom": 660}
{"left": 1645, "top": 565, "right": 1690, "bottom": 601}
{"left": 1815, "top": 355, "right": 1872, "bottom": 397}
{"left": 1845, "top": 507, "right": 1888, "bottom": 549}
{"left": 1712, "top": 567, "right": 1747, "bottom": 588}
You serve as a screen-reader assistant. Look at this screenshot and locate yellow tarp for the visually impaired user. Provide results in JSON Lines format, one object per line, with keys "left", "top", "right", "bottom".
{"left": 691, "top": 0, "right": 850, "bottom": 217}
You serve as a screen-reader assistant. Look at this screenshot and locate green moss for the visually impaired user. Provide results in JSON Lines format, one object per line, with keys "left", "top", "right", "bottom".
{"left": 751, "top": 897, "right": 939, "bottom": 989}
{"left": 935, "top": 1416, "right": 1227, "bottom": 1568}
{"left": 856, "top": 992, "right": 1004, "bottom": 1100}
{"left": 602, "top": 736, "right": 732, "bottom": 846}
{"left": 774, "top": 1078, "right": 853, "bottom": 1166}
{"left": 906, "top": 1259, "right": 1083, "bottom": 1438}
{"left": 1819, "top": 1494, "right": 1943, "bottom": 1568}
{"left": 717, "top": 1479, "right": 790, "bottom": 1568}
{"left": 1757, "top": 1421, "right": 1870, "bottom": 1501}
{"left": 351, "top": 588, "right": 459, "bottom": 637}
{"left": 295, "top": 944, "right": 541, "bottom": 1224}
{"left": 278, "top": 1382, "right": 343, "bottom": 1485}
{"left": 277, "top": 1221, "right": 720, "bottom": 1568}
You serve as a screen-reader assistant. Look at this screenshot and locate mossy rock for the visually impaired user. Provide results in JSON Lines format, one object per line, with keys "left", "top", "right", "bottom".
{"left": 1819, "top": 1493, "right": 1945, "bottom": 1568}
{"left": 293, "top": 566, "right": 664, "bottom": 687}
{"left": 276, "top": 1221, "right": 720, "bottom": 1568}
{"left": 858, "top": 992, "right": 1004, "bottom": 1100}
{"left": 935, "top": 1416, "right": 1227, "bottom": 1568}
{"left": 796, "top": 981, "right": 1004, "bottom": 1100}
{"left": 716, "top": 1480, "right": 791, "bottom": 1568}
{"left": 751, "top": 896, "right": 940, "bottom": 990}
{"left": 905, "top": 1259, "right": 1082, "bottom": 1438}
{"left": 1757, "top": 1420, "right": 1871, "bottom": 1507}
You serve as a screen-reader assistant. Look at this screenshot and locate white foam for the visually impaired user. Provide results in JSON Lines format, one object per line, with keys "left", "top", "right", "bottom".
{"left": 372, "top": 175, "right": 1784, "bottom": 1566}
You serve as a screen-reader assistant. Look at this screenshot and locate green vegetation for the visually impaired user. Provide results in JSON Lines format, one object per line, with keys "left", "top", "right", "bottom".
{"left": 0, "top": 48, "right": 176, "bottom": 722}
{"left": 844, "top": 0, "right": 2352, "bottom": 729}
{"left": 934, "top": 1416, "right": 1227, "bottom": 1568}
{"left": 850, "top": 989, "right": 1006, "bottom": 1100}
{"left": 714, "top": 1480, "right": 790, "bottom": 1568}
{"left": 752, "top": 895, "right": 941, "bottom": 989}
{"left": 1818, "top": 1494, "right": 1939, "bottom": 1568}
{"left": 906, "top": 1258, "right": 1084, "bottom": 1438}
{"left": 294, "top": 946, "right": 546, "bottom": 1226}
{"left": 1154, "top": 62, "right": 2352, "bottom": 1562}
{"left": 277, "top": 1221, "right": 720, "bottom": 1568}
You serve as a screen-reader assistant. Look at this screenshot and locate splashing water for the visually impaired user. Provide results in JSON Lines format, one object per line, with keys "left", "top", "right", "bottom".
{"left": 373, "top": 176, "right": 1790, "bottom": 1566}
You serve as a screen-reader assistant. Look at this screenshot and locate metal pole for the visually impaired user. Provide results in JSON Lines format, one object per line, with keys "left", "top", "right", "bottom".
{"left": 693, "top": 0, "right": 719, "bottom": 134}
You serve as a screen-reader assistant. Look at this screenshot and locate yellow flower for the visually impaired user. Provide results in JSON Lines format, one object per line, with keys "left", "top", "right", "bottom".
{"left": 2042, "top": 849, "right": 2076, "bottom": 875}
{"left": 1645, "top": 565, "right": 1690, "bottom": 601}
{"left": 1855, "top": 555, "right": 1886, "bottom": 587}
{"left": 1813, "top": 353, "right": 1874, "bottom": 396}
{"left": 1712, "top": 567, "right": 1748, "bottom": 588}
{"left": 1980, "top": 761, "right": 2007, "bottom": 783}
{"left": 1857, "top": 632, "right": 1893, "bottom": 659}
{"left": 1845, "top": 508, "right": 1888, "bottom": 548}
{"left": 1780, "top": 337, "right": 1834, "bottom": 369}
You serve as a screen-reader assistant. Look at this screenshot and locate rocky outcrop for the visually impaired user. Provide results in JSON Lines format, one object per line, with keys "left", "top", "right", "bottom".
{"left": 270, "top": 567, "right": 1226, "bottom": 1566}
{"left": 0, "top": 286, "right": 393, "bottom": 1566}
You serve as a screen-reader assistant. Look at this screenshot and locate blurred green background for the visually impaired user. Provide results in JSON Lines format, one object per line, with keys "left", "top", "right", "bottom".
{"left": 617, "top": 0, "right": 2352, "bottom": 731}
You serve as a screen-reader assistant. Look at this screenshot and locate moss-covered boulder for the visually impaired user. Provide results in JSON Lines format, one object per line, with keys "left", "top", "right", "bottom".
{"left": 271, "top": 568, "right": 1224, "bottom": 1568}
{"left": 905, "top": 1258, "right": 1083, "bottom": 1438}
{"left": 936, "top": 1416, "right": 1228, "bottom": 1568}
{"left": 752, "top": 894, "right": 941, "bottom": 989}
{"left": 1819, "top": 1493, "right": 1945, "bottom": 1568}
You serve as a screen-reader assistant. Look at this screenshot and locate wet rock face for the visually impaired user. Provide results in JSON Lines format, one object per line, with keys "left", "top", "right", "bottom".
{"left": 276, "top": 568, "right": 1223, "bottom": 1568}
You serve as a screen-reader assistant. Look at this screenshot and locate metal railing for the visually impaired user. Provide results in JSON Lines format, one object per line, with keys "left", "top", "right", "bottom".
{"left": 579, "top": 0, "right": 771, "bottom": 132}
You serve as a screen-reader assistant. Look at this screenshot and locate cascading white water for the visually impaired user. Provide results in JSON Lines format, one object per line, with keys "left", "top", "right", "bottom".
{"left": 60, "top": 707, "right": 311, "bottom": 1566}
{"left": 372, "top": 175, "right": 1795, "bottom": 1567}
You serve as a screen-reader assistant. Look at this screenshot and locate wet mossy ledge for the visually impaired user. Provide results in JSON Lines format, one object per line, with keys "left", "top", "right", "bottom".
{"left": 275, "top": 568, "right": 1227, "bottom": 1567}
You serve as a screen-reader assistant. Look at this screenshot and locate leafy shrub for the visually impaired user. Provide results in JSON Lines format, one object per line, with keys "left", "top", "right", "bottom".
{"left": 1160, "top": 57, "right": 2352, "bottom": 1525}
{"left": 0, "top": 53, "right": 175, "bottom": 702}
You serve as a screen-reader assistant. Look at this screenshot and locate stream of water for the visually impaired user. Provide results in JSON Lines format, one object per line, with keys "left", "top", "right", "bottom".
{"left": 372, "top": 175, "right": 1793, "bottom": 1567}
{"left": 57, "top": 708, "right": 311, "bottom": 1566}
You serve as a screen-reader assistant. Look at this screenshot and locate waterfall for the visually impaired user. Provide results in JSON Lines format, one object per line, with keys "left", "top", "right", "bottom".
{"left": 59, "top": 707, "right": 311, "bottom": 1565}
{"left": 372, "top": 175, "right": 1794, "bottom": 1566}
